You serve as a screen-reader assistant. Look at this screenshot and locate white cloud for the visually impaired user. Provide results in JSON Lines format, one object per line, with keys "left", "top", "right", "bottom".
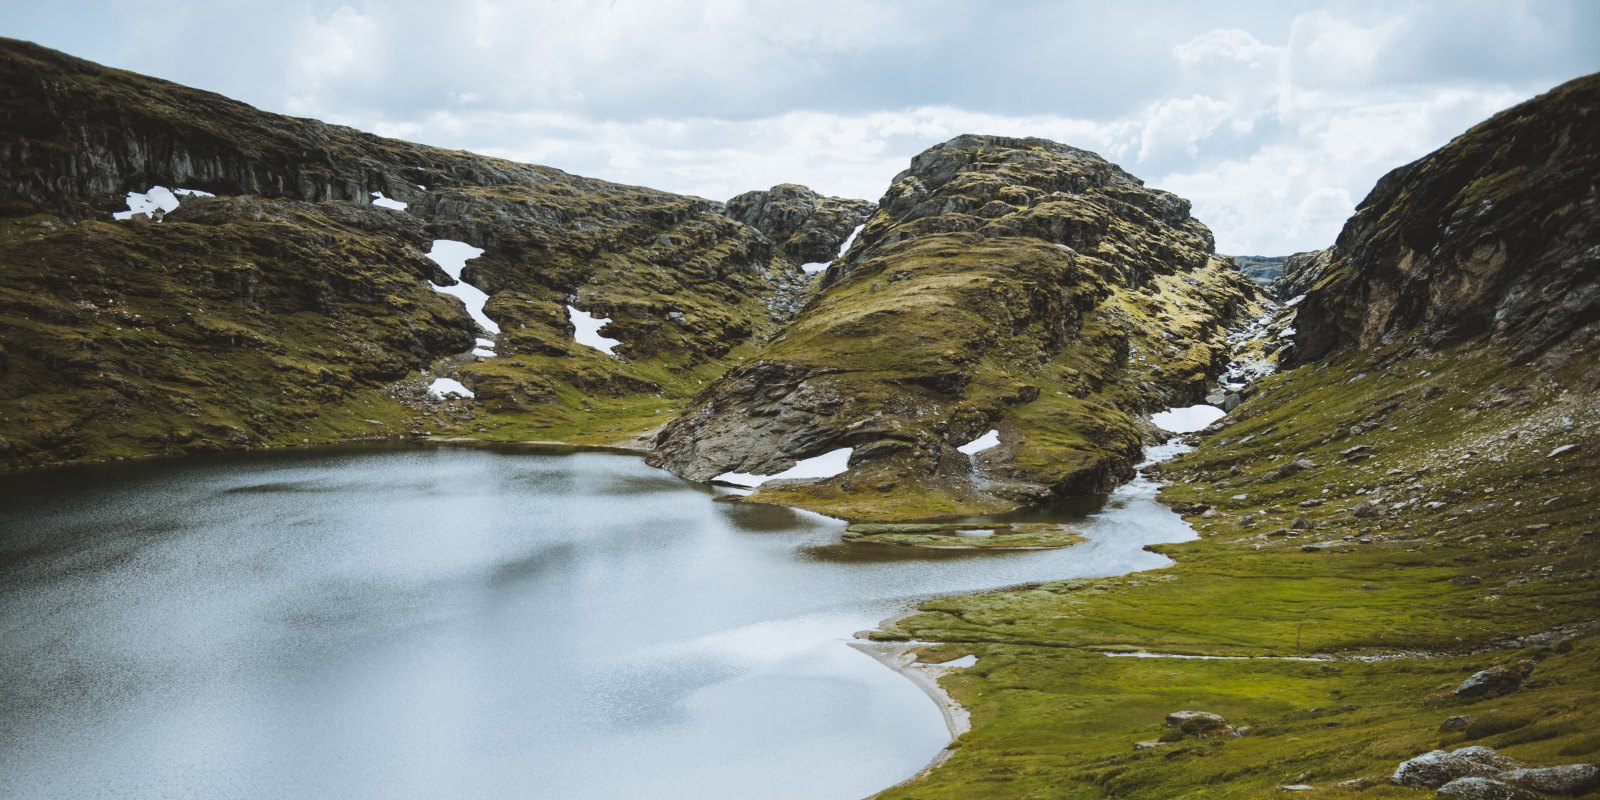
{"left": 6, "top": 0, "right": 1597, "bottom": 255}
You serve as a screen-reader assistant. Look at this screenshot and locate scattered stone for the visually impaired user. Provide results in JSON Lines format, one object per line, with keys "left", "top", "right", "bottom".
{"left": 1547, "top": 444, "right": 1578, "bottom": 457}
{"left": 1440, "top": 715, "right": 1473, "bottom": 731}
{"left": 1278, "top": 785, "right": 1315, "bottom": 792}
{"left": 1165, "top": 710, "right": 1233, "bottom": 737}
{"left": 1393, "top": 747, "right": 1527, "bottom": 788}
{"left": 1498, "top": 764, "right": 1600, "bottom": 795}
{"left": 1232, "top": 494, "right": 1249, "bottom": 501}
{"left": 1454, "top": 661, "right": 1535, "bottom": 698}
{"left": 1435, "top": 777, "right": 1540, "bottom": 800}
{"left": 1133, "top": 740, "right": 1162, "bottom": 751}
{"left": 1290, "top": 517, "right": 1313, "bottom": 530}
{"left": 1351, "top": 499, "right": 1384, "bottom": 518}
{"left": 1340, "top": 445, "right": 1374, "bottom": 461}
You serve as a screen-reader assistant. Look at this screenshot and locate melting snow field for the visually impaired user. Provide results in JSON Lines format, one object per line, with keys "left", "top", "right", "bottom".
{"left": 472, "top": 337, "right": 496, "bottom": 359}
{"left": 957, "top": 429, "right": 1000, "bottom": 455}
{"left": 568, "top": 305, "right": 621, "bottom": 355}
{"left": 425, "top": 240, "right": 498, "bottom": 335}
{"left": 1151, "top": 405, "right": 1227, "bottom": 433}
{"left": 426, "top": 377, "right": 474, "bottom": 399}
{"left": 713, "top": 447, "right": 854, "bottom": 488}
{"left": 371, "top": 191, "right": 407, "bottom": 211}
{"left": 112, "top": 186, "right": 214, "bottom": 220}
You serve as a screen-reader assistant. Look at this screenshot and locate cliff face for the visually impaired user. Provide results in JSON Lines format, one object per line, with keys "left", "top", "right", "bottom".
{"left": 724, "top": 184, "right": 874, "bottom": 266}
{"left": 1292, "top": 74, "right": 1600, "bottom": 366}
{"left": 649, "top": 135, "right": 1262, "bottom": 519}
{"left": 0, "top": 37, "right": 796, "bottom": 467}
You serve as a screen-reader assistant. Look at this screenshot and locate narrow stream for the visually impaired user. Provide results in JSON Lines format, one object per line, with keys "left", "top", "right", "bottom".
{"left": 0, "top": 440, "right": 1197, "bottom": 799}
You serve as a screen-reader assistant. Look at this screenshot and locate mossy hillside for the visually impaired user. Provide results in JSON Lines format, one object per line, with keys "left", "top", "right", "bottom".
{"left": 650, "top": 135, "right": 1264, "bottom": 520}
{"left": 0, "top": 203, "right": 473, "bottom": 466}
{"left": 749, "top": 252, "right": 1263, "bottom": 521}
{"left": 1, "top": 38, "right": 821, "bottom": 467}
{"left": 878, "top": 346, "right": 1599, "bottom": 797}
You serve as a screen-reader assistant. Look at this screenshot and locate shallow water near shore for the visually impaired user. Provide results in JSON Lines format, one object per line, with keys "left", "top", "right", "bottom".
{"left": 0, "top": 443, "right": 1195, "bottom": 799}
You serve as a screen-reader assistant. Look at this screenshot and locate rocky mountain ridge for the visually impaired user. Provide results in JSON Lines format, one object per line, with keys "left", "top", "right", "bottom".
{"left": 0, "top": 37, "right": 865, "bottom": 467}
{"left": 649, "top": 134, "right": 1262, "bottom": 519}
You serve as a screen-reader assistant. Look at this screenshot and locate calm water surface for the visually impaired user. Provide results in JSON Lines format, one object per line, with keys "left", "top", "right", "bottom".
{"left": 0, "top": 444, "right": 1194, "bottom": 799}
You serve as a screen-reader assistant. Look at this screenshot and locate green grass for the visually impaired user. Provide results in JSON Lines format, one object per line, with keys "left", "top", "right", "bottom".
{"left": 877, "top": 344, "right": 1600, "bottom": 797}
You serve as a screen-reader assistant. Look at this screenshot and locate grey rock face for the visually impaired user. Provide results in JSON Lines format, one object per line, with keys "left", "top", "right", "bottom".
{"left": 1393, "top": 747, "right": 1527, "bottom": 788}
{"left": 724, "top": 183, "right": 874, "bottom": 266}
{"left": 1289, "top": 74, "right": 1600, "bottom": 367}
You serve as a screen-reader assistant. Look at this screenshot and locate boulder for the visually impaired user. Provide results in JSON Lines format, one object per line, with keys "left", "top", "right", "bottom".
{"left": 1454, "top": 661, "right": 1535, "bottom": 698}
{"left": 1439, "top": 715, "right": 1473, "bottom": 731}
{"left": 1393, "top": 747, "right": 1526, "bottom": 788}
{"left": 1498, "top": 764, "right": 1600, "bottom": 795}
{"left": 1435, "top": 777, "right": 1541, "bottom": 800}
{"left": 1165, "top": 710, "right": 1233, "bottom": 736}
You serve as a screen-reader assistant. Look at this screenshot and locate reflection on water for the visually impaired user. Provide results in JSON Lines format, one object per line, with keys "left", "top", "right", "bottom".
{"left": 0, "top": 443, "right": 1194, "bottom": 800}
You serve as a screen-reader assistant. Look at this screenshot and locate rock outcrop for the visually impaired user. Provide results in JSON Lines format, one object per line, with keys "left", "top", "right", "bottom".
{"left": 1291, "top": 73, "right": 1600, "bottom": 366}
{"left": 649, "top": 134, "right": 1262, "bottom": 519}
{"left": 724, "top": 184, "right": 874, "bottom": 266}
{"left": 1272, "top": 249, "right": 1331, "bottom": 301}
{"left": 1393, "top": 747, "right": 1527, "bottom": 789}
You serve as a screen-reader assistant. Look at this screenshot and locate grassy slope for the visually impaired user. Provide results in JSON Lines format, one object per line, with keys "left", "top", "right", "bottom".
{"left": 878, "top": 346, "right": 1599, "bottom": 798}
{"left": 750, "top": 241, "right": 1262, "bottom": 521}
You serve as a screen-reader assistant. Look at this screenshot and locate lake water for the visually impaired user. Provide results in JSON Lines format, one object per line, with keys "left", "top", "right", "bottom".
{"left": 0, "top": 443, "right": 1195, "bottom": 799}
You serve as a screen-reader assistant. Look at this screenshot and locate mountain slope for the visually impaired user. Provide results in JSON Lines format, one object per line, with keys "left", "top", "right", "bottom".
{"left": 0, "top": 38, "right": 869, "bottom": 467}
{"left": 650, "top": 135, "right": 1263, "bottom": 520}
{"left": 880, "top": 73, "right": 1600, "bottom": 798}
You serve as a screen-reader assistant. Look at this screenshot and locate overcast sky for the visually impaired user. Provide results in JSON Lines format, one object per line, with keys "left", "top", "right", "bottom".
{"left": 6, "top": 1, "right": 1598, "bottom": 253}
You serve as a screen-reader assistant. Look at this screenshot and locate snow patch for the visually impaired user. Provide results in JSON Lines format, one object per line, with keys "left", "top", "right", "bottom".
{"left": 427, "top": 377, "right": 474, "bottom": 399}
{"left": 113, "top": 186, "right": 179, "bottom": 220}
{"left": 425, "top": 240, "right": 498, "bottom": 335}
{"left": 568, "top": 305, "right": 621, "bottom": 355}
{"left": 837, "top": 223, "right": 865, "bottom": 257}
{"left": 371, "top": 191, "right": 407, "bottom": 211}
{"left": 957, "top": 429, "right": 1000, "bottom": 455}
{"left": 937, "top": 655, "right": 978, "bottom": 668}
{"left": 1151, "top": 405, "right": 1226, "bottom": 433}
{"left": 713, "top": 447, "right": 854, "bottom": 488}
{"left": 1284, "top": 294, "right": 1307, "bottom": 307}
{"left": 800, "top": 261, "right": 830, "bottom": 274}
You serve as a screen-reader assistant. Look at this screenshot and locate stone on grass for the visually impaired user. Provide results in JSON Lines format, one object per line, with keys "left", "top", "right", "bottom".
{"left": 1454, "top": 661, "right": 1535, "bottom": 698}
{"left": 1393, "top": 746, "right": 1526, "bottom": 788}
{"left": 1165, "top": 710, "right": 1233, "bottom": 737}
{"left": 1498, "top": 764, "right": 1600, "bottom": 795}
{"left": 1435, "top": 776, "right": 1540, "bottom": 800}
{"left": 1439, "top": 715, "right": 1473, "bottom": 731}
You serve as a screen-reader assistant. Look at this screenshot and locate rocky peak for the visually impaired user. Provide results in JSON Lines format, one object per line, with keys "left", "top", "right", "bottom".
{"left": 1291, "top": 72, "right": 1600, "bottom": 367}
{"left": 648, "top": 134, "right": 1259, "bottom": 519}
{"left": 837, "top": 133, "right": 1213, "bottom": 289}
{"left": 723, "top": 183, "right": 874, "bottom": 265}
